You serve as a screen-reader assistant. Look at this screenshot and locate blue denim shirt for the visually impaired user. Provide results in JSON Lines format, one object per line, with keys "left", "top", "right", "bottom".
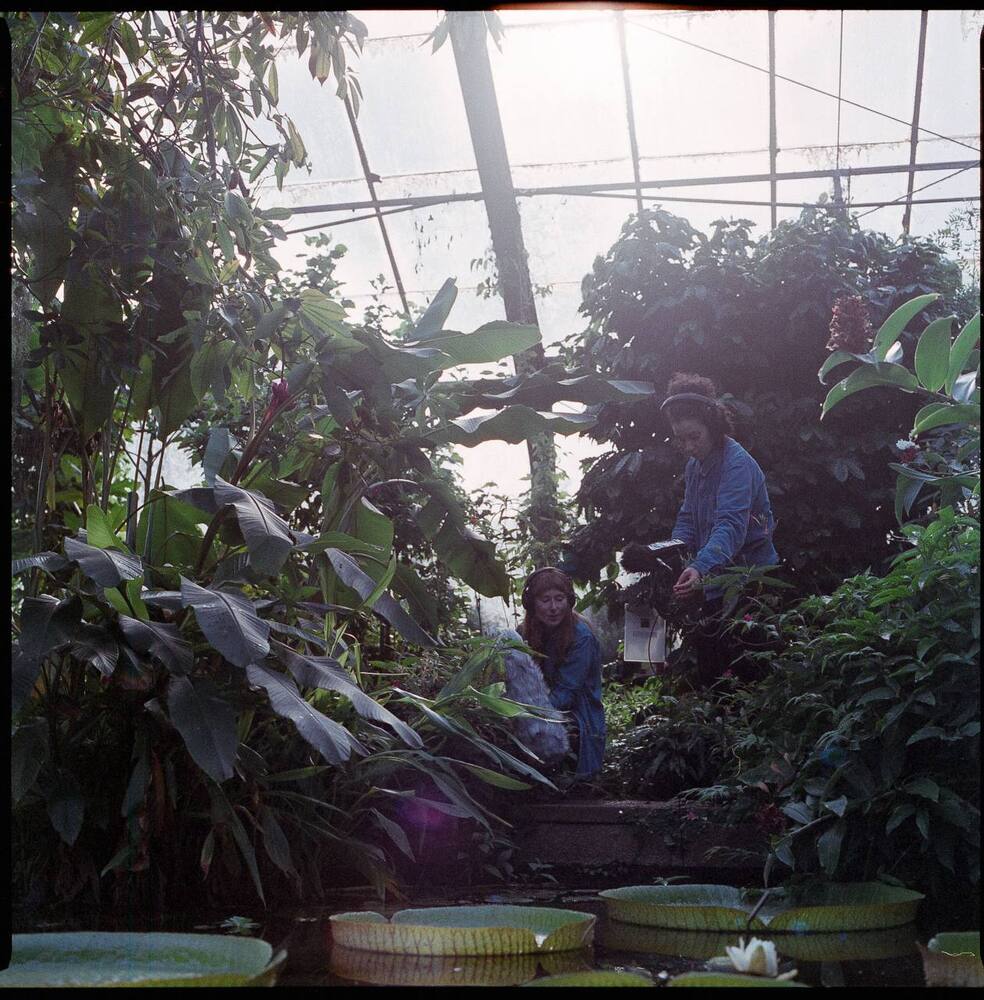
{"left": 545, "top": 619, "right": 605, "bottom": 779}
{"left": 671, "top": 437, "right": 778, "bottom": 595}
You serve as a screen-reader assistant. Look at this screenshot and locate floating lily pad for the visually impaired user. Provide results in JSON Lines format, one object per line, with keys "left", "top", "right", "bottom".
{"left": 329, "top": 905, "right": 595, "bottom": 956}
{"left": 600, "top": 886, "right": 763, "bottom": 932}
{"left": 668, "top": 971, "right": 808, "bottom": 987}
{"left": 919, "top": 932, "right": 984, "bottom": 988}
{"left": 601, "top": 883, "right": 923, "bottom": 932}
{"left": 523, "top": 970, "right": 655, "bottom": 987}
{"left": 766, "top": 883, "right": 924, "bottom": 932}
{"left": 0, "top": 932, "right": 284, "bottom": 988}
{"left": 329, "top": 944, "right": 590, "bottom": 986}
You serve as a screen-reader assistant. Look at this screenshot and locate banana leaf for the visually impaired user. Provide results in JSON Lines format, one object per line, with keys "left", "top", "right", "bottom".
{"left": 329, "top": 905, "right": 595, "bottom": 956}
{"left": 0, "top": 932, "right": 285, "bottom": 987}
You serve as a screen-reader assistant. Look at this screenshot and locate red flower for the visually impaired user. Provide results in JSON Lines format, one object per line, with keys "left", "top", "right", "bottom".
{"left": 755, "top": 802, "right": 787, "bottom": 836}
{"left": 895, "top": 439, "right": 919, "bottom": 464}
{"left": 270, "top": 378, "right": 292, "bottom": 407}
{"left": 827, "top": 296, "right": 873, "bottom": 353}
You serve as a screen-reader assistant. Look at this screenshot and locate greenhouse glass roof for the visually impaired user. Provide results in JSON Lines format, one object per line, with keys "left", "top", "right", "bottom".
{"left": 252, "top": 8, "right": 981, "bottom": 499}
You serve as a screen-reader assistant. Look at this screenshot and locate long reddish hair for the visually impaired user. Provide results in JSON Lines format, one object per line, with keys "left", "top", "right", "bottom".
{"left": 519, "top": 568, "right": 588, "bottom": 679}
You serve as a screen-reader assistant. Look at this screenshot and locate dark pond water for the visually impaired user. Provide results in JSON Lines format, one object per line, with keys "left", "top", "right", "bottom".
{"left": 14, "top": 883, "right": 930, "bottom": 987}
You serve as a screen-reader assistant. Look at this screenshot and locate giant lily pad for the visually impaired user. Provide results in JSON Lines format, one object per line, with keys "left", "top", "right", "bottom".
{"left": 0, "top": 932, "right": 284, "bottom": 987}
{"left": 329, "top": 905, "right": 595, "bottom": 956}
{"left": 601, "top": 883, "right": 923, "bottom": 932}
{"left": 667, "top": 971, "right": 807, "bottom": 987}
{"left": 523, "top": 970, "right": 655, "bottom": 987}
{"left": 329, "top": 944, "right": 589, "bottom": 986}
{"left": 919, "top": 932, "right": 984, "bottom": 988}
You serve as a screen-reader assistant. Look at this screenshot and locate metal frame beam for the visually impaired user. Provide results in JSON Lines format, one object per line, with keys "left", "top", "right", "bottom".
{"left": 281, "top": 158, "right": 980, "bottom": 217}
{"left": 343, "top": 94, "right": 410, "bottom": 315}
{"left": 768, "top": 10, "right": 778, "bottom": 229}
{"left": 902, "top": 11, "right": 930, "bottom": 235}
{"left": 615, "top": 10, "right": 644, "bottom": 217}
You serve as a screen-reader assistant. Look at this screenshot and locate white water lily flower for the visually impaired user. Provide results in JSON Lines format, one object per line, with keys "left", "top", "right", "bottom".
{"left": 714, "top": 937, "right": 799, "bottom": 980}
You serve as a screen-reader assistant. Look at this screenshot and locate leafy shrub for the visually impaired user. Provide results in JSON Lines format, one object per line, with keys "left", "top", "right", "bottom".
{"left": 602, "top": 694, "right": 730, "bottom": 801}
{"left": 725, "top": 506, "right": 979, "bottom": 903}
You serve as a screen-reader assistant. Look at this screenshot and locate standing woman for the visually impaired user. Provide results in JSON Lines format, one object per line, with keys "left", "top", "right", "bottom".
{"left": 519, "top": 567, "right": 605, "bottom": 782}
{"left": 662, "top": 372, "right": 779, "bottom": 685}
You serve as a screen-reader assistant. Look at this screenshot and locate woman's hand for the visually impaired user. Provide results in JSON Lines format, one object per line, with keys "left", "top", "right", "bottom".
{"left": 672, "top": 566, "right": 702, "bottom": 599}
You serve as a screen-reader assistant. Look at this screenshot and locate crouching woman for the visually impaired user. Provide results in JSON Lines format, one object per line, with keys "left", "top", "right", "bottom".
{"left": 519, "top": 567, "right": 605, "bottom": 781}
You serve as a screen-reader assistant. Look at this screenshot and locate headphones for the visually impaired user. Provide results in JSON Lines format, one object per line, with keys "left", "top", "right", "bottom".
{"left": 659, "top": 392, "right": 719, "bottom": 413}
{"left": 521, "top": 567, "right": 575, "bottom": 612}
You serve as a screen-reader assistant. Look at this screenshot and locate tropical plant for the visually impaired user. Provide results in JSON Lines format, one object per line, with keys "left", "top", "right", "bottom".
{"left": 820, "top": 294, "right": 980, "bottom": 521}
{"left": 564, "top": 204, "right": 976, "bottom": 593}
{"left": 715, "top": 505, "right": 980, "bottom": 916}
{"left": 8, "top": 12, "right": 622, "bottom": 913}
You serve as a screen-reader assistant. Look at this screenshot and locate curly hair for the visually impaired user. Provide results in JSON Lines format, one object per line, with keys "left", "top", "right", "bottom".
{"left": 663, "top": 371, "right": 734, "bottom": 444}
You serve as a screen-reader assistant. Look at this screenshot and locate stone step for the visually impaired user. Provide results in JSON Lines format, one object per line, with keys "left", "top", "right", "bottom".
{"left": 510, "top": 799, "right": 766, "bottom": 872}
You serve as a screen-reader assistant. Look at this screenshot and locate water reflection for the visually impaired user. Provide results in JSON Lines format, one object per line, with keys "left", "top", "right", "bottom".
{"left": 599, "top": 918, "right": 918, "bottom": 964}
{"left": 329, "top": 945, "right": 593, "bottom": 986}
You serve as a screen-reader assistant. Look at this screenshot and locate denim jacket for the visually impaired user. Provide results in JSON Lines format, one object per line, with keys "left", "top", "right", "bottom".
{"left": 545, "top": 619, "right": 605, "bottom": 779}
{"left": 671, "top": 437, "right": 778, "bottom": 595}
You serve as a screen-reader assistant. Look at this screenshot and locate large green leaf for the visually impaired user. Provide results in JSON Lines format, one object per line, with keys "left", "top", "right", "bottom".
{"left": 244, "top": 662, "right": 365, "bottom": 764}
{"left": 275, "top": 640, "right": 422, "bottom": 748}
{"left": 71, "top": 624, "right": 119, "bottom": 677}
{"left": 118, "top": 616, "right": 193, "bottom": 675}
{"left": 58, "top": 267, "right": 122, "bottom": 438}
{"left": 913, "top": 402, "right": 980, "bottom": 435}
{"left": 14, "top": 143, "right": 76, "bottom": 307}
{"left": 12, "top": 721, "right": 48, "bottom": 805}
{"left": 64, "top": 537, "right": 143, "bottom": 588}
{"left": 167, "top": 675, "right": 238, "bottom": 783}
{"left": 353, "top": 497, "right": 394, "bottom": 553}
{"left": 0, "top": 932, "right": 282, "bottom": 987}
{"left": 329, "top": 905, "right": 595, "bottom": 956}
{"left": 872, "top": 293, "right": 940, "bottom": 359}
{"left": 436, "top": 407, "right": 597, "bottom": 447}
{"left": 179, "top": 578, "right": 270, "bottom": 667}
{"left": 46, "top": 776, "right": 85, "bottom": 846}
{"left": 408, "top": 321, "right": 541, "bottom": 369}
{"left": 432, "top": 521, "right": 511, "bottom": 599}
{"left": 11, "top": 552, "right": 69, "bottom": 575}
{"left": 821, "top": 363, "right": 919, "bottom": 418}
{"left": 215, "top": 478, "right": 294, "bottom": 576}
{"left": 914, "top": 316, "right": 954, "bottom": 392}
{"left": 391, "top": 563, "right": 442, "bottom": 633}
{"left": 325, "top": 548, "right": 438, "bottom": 647}
{"left": 18, "top": 594, "right": 83, "bottom": 661}
{"left": 153, "top": 345, "right": 200, "bottom": 438}
{"left": 946, "top": 313, "right": 980, "bottom": 394}
{"left": 413, "top": 277, "right": 459, "bottom": 340}
{"left": 481, "top": 373, "right": 655, "bottom": 408}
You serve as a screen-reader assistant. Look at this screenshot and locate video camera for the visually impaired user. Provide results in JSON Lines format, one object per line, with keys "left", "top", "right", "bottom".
{"left": 619, "top": 539, "right": 690, "bottom": 621}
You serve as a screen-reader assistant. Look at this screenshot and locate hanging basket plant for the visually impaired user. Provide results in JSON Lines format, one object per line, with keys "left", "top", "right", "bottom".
{"left": 600, "top": 883, "right": 923, "bottom": 932}
{"left": 329, "top": 905, "right": 595, "bottom": 956}
{"left": 0, "top": 933, "right": 285, "bottom": 988}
